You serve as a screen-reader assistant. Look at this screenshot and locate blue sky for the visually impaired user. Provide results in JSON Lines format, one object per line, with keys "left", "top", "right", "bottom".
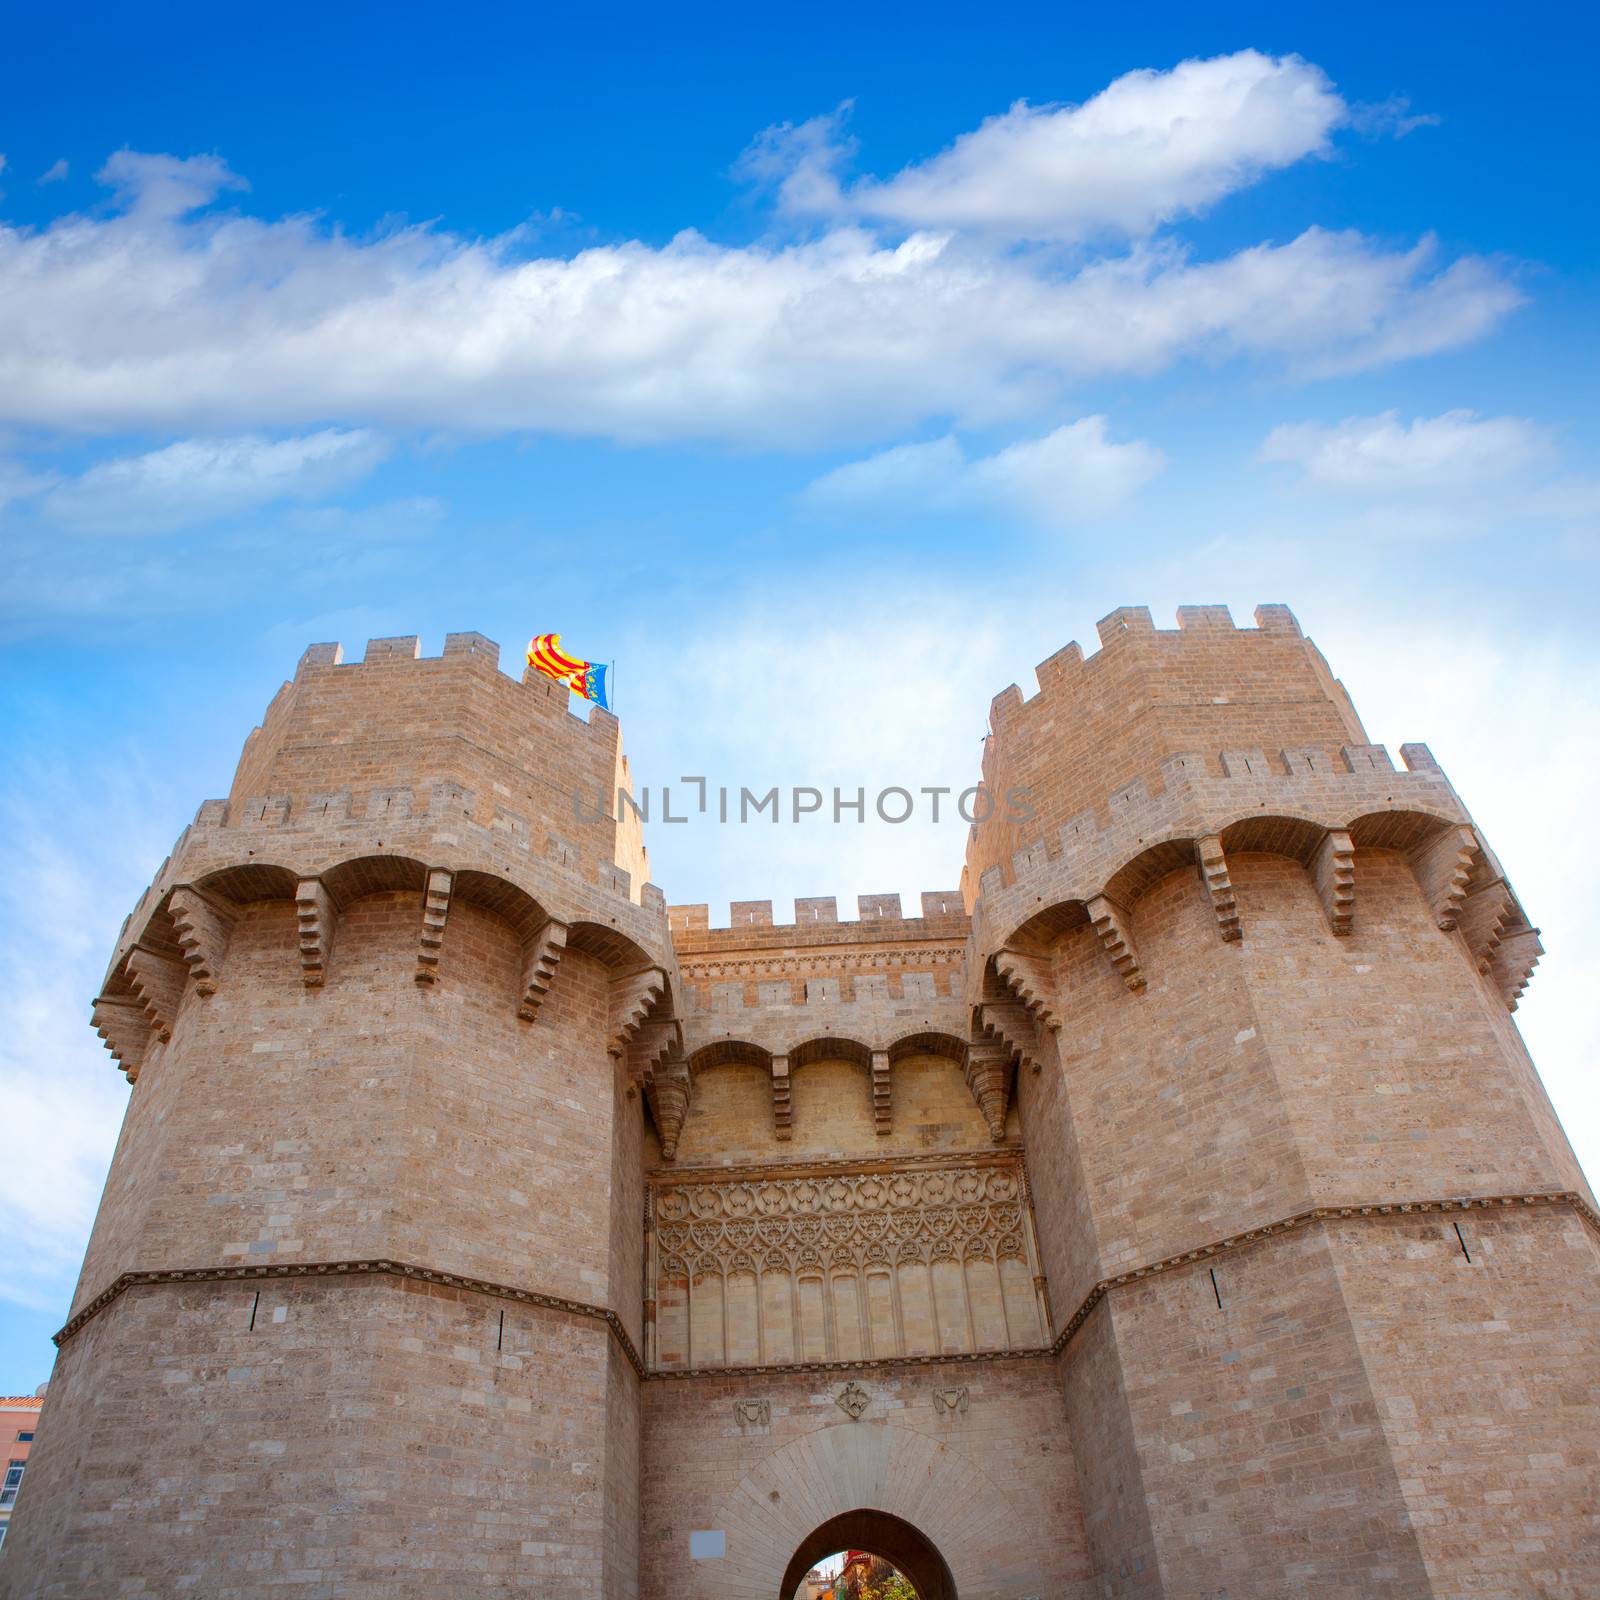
{"left": 2, "top": 2, "right": 1597, "bottom": 1388}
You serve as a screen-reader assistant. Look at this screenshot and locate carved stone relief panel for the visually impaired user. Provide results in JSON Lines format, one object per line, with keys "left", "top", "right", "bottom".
{"left": 648, "top": 1153, "right": 1048, "bottom": 1372}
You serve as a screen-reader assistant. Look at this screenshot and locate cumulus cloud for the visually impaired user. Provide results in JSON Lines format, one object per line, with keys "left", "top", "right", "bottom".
{"left": 805, "top": 418, "right": 1163, "bottom": 528}
{"left": 0, "top": 151, "right": 1520, "bottom": 446}
{"left": 756, "top": 51, "right": 1346, "bottom": 241}
{"left": 1260, "top": 409, "right": 1552, "bottom": 494}
{"left": 95, "top": 149, "right": 247, "bottom": 217}
{"left": 37, "top": 429, "right": 390, "bottom": 533}
{"left": 38, "top": 158, "right": 69, "bottom": 186}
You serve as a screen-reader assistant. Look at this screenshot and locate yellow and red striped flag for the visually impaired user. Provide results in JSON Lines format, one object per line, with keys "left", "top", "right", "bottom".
{"left": 526, "top": 633, "right": 610, "bottom": 709}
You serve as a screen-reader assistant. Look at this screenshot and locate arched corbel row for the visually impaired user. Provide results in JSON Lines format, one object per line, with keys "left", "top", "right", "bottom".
{"left": 295, "top": 878, "right": 337, "bottom": 986}
{"left": 167, "top": 886, "right": 236, "bottom": 996}
{"left": 414, "top": 869, "right": 453, "bottom": 985}
{"left": 771, "top": 1054, "right": 792, "bottom": 1140}
{"left": 1086, "top": 896, "right": 1144, "bottom": 990}
{"left": 517, "top": 919, "right": 568, "bottom": 1020}
{"left": 965, "top": 1041, "right": 1014, "bottom": 1141}
{"left": 994, "top": 947, "right": 1062, "bottom": 1032}
{"left": 123, "top": 945, "right": 186, "bottom": 1042}
{"left": 1310, "top": 830, "right": 1355, "bottom": 935}
{"left": 1194, "top": 835, "right": 1241, "bottom": 942}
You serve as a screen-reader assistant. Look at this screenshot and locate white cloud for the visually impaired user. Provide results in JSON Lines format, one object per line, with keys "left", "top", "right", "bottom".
{"left": 96, "top": 149, "right": 247, "bottom": 218}
{"left": 38, "top": 158, "right": 69, "bottom": 186}
{"left": 1260, "top": 409, "right": 1553, "bottom": 494}
{"left": 0, "top": 748, "right": 180, "bottom": 1330}
{"left": 805, "top": 417, "right": 1164, "bottom": 528}
{"left": 758, "top": 51, "right": 1346, "bottom": 241}
{"left": 38, "top": 428, "right": 390, "bottom": 533}
{"left": 0, "top": 148, "right": 1519, "bottom": 447}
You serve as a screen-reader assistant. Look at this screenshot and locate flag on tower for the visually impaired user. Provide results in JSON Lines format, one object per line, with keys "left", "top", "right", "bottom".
{"left": 526, "top": 633, "right": 610, "bottom": 709}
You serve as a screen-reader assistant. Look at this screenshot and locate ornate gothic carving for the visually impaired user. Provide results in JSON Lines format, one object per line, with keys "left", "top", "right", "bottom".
{"left": 835, "top": 1381, "right": 871, "bottom": 1420}
{"left": 649, "top": 1155, "right": 1043, "bottom": 1369}
{"left": 733, "top": 1399, "right": 770, "bottom": 1427}
{"left": 965, "top": 1041, "right": 1014, "bottom": 1141}
{"left": 649, "top": 1058, "right": 692, "bottom": 1162}
{"left": 932, "top": 1384, "right": 969, "bottom": 1415}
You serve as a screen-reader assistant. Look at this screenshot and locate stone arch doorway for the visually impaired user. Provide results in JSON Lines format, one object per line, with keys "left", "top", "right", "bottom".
{"left": 780, "top": 1509, "right": 956, "bottom": 1599}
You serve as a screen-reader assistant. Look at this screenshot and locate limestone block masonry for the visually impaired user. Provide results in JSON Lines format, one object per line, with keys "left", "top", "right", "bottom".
{"left": 4, "top": 608, "right": 1596, "bottom": 1600}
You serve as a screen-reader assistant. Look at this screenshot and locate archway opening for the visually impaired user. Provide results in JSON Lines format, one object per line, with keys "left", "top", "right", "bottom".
{"left": 781, "top": 1509, "right": 957, "bottom": 1600}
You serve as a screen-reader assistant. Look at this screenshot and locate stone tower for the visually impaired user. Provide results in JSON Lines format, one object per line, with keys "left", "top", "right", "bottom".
{"left": 5, "top": 607, "right": 1596, "bottom": 1600}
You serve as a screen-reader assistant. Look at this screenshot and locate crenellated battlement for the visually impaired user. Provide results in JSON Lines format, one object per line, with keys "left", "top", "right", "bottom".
{"left": 668, "top": 890, "right": 967, "bottom": 940}
{"left": 986, "top": 602, "right": 1310, "bottom": 729}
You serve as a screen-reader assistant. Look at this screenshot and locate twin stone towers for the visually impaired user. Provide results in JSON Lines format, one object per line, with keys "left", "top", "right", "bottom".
{"left": 6, "top": 606, "right": 1597, "bottom": 1600}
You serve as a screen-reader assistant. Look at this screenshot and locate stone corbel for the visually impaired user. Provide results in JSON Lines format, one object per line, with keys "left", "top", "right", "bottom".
{"left": 517, "top": 919, "right": 568, "bottom": 1020}
{"left": 414, "top": 868, "right": 453, "bottom": 984}
{"left": 975, "top": 999, "right": 1042, "bottom": 1075}
{"left": 771, "top": 1054, "right": 792, "bottom": 1141}
{"left": 627, "top": 1019, "right": 680, "bottom": 1090}
{"left": 1409, "top": 824, "right": 1479, "bottom": 932}
{"left": 124, "top": 945, "right": 187, "bottom": 1041}
{"left": 1456, "top": 884, "right": 1515, "bottom": 974}
{"left": 295, "top": 878, "right": 337, "bottom": 987}
{"left": 648, "top": 1056, "right": 692, "bottom": 1162}
{"left": 92, "top": 995, "right": 153, "bottom": 1084}
{"left": 1491, "top": 929, "right": 1542, "bottom": 1011}
{"left": 1086, "top": 896, "right": 1145, "bottom": 991}
{"left": 965, "top": 1040, "right": 1013, "bottom": 1142}
{"left": 1310, "top": 830, "right": 1355, "bottom": 936}
{"left": 994, "top": 947, "right": 1062, "bottom": 1032}
{"left": 1194, "top": 835, "right": 1242, "bottom": 942}
{"left": 608, "top": 966, "right": 667, "bottom": 1058}
{"left": 167, "top": 886, "right": 236, "bottom": 996}
{"left": 870, "top": 1050, "right": 892, "bottom": 1135}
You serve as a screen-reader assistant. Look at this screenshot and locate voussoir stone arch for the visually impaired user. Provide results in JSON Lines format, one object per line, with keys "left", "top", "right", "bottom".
{"left": 1216, "top": 812, "right": 1328, "bottom": 864}
{"left": 786, "top": 1036, "right": 874, "bottom": 1070}
{"left": 1101, "top": 834, "right": 1202, "bottom": 911}
{"left": 192, "top": 862, "right": 300, "bottom": 904}
{"left": 320, "top": 852, "right": 430, "bottom": 904}
{"left": 1343, "top": 806, "right": 1456, "bottom": 850}
{"left": 689, "top": 1039, "right": 773, "bottom": 1075}
{"left": 885, "top": 1030, "right": 968, "bottom": 1067}
{"left": 708, "top": 1418, "right": 1030, "bottom": 1600}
